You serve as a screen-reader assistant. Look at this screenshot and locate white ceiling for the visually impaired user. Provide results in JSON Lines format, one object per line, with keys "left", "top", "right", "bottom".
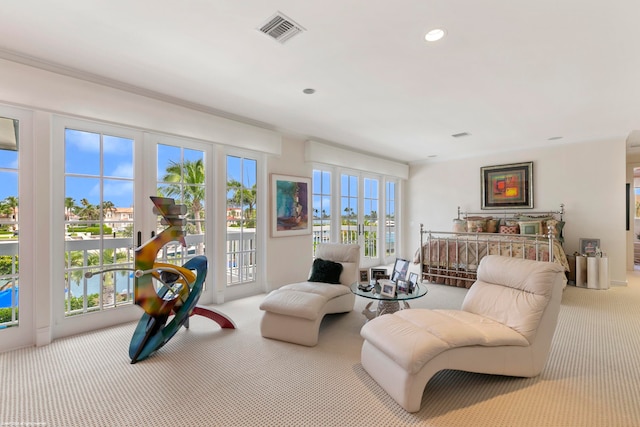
{"left": 1, "top": 1, "right": 640, "bottom": 163}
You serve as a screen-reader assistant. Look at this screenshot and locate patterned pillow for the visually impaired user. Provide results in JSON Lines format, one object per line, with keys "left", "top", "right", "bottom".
{"left": 499, "top": 225, "right": 519, "bottom": 234}
{"left": 467, "top": 219, "right": 487, "bottom": 232}
{"left": 485, "top": 219, "right": 500, "bottom": 233}
{"left": 452, "top": 219, "right": 467, "bottom": 233}
{"left": 543, "top": 219, "right": 565, "bottom": 241}
{"left": 518, "top": 220, "right": 541, "bottom": 235}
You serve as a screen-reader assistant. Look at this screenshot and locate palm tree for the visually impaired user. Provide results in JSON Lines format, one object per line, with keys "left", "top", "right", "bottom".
{"left": 227, "top": 179, "right": 256, "bottom": 224}
{"left": 78, "top": 198, "right": 99, "bottom": 221}
{"left": 101, "top": 201, "right": 116, "bottom": 219}
{"left": 64, "top": 197, "right": 76, "bottom": 221}
{"left": 2, "top": 196, "right": 18, "bottom": 224}
{"left": 161, "top": 159, "right": 205, "bottom": 235}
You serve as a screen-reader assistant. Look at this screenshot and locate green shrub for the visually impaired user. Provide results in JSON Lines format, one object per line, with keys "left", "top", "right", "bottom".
{"left": 0, "top": 307, "right": 18, "bottom": 323}
{"left": 67, "top": 225, "right": 113, "bottom": 235}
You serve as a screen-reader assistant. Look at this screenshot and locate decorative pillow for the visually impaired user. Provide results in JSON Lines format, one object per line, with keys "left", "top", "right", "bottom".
{"left": 499, "top": 225, "right": 519, "bottom": 234}
{"left": 543, "top": 219, "right": 565, "bottom": 242}
{"left": 308, "top": 258, "right": 343, "bottom": 284}
{"left": 503, "top": 219, "right": 520, "bottom": 227}
{"left": 485, "top": 219, "right": 500, "bottom": 233}
{"left": 452, "top": 219, "right": 467, "bottom": 233}
{"left": 518, "top": 220, "right": 542, "bottom": 235}
{"left": 467, "top": 219, "right": 487, "bottom": 233}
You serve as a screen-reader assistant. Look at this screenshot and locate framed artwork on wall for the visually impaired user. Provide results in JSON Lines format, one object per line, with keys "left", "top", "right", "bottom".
{"left": 271, "top": 174, "right": 311, "bottom": 237}
{"left": 481, "top": 161, "right": 533, "bottom": 209}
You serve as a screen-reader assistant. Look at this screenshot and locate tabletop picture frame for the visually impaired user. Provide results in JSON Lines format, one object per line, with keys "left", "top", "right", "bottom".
{"left": 359, "top": 268, "right": 369, "bottom": 284}
{"left": 396, "top": 279, "right": 409, "bottom": 294}
{"left": 481, "top": 161, "right": 533, "bottom": 209}
{"left": 370, "top": 268, "right": 388, "bottom": 283}
{"left": 408, "top": 272, "right": 419, "bottom": 293}
{"left": 579, "top": 238, "right": 600, "bottom": 256}
{"left": 380, "top": 280, "right": 396, "bottom": 297}
{"left": 391, "top": 258, "right": 410, "bottom": 283}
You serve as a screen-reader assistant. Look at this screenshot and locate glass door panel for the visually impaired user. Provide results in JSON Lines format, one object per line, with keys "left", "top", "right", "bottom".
{"left": 156, "top": 144, "right": 206, "bottom": 270}
{"left": 63, "top": 128, "right": 135, "bottom": 316}
{"left": 0, "top": 116, "right": 19, "bottom": 329}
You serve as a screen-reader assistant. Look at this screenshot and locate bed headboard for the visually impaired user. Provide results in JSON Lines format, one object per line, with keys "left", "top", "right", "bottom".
{"left": 450, "top": 203, "right": 566, "bottom": 242}
{"left": 457, "top": 204, "right": 565, "bottom": 221}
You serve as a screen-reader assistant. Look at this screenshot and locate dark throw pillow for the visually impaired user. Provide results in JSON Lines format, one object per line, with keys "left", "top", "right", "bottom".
{"left": 308, "top": 258, "right": 343, "bottom": 284}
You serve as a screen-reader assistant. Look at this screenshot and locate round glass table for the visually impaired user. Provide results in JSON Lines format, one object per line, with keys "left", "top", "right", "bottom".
{"left": 350, "top": 281, "right": 428, "bottom": 320}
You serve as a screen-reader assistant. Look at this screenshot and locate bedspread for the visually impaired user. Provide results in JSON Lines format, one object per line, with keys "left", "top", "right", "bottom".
{"left": 414, "top": 234, "right": 569, "bottom": 288}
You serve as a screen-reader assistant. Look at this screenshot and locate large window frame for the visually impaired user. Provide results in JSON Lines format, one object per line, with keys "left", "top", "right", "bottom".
{"left": 0, "top": 105, "right": 34, "bottom": 351}
{"left": 312, "top": 165, "right": 401, "bottom": 267}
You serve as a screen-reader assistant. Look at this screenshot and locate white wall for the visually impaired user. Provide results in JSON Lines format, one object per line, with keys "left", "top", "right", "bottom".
{"left": 405, "top": 140, "right": 628, "bottom": 286}
{"left": 266, "top": 136, "right": 314, "bottom": 290}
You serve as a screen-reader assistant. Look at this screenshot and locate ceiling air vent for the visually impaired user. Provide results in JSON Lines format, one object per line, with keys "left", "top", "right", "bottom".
{"left": 258, "top": 12, "right": 305, "bottom": 44}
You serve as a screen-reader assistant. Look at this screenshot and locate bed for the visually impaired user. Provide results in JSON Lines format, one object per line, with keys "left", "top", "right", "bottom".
{"left": 414, "top": 205, "right": 569, "bottom": 288}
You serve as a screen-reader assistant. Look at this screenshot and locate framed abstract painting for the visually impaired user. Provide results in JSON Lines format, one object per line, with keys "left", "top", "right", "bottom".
{"left": 481, "top": 161, "right": 533, "bottom": 209}
{"left": 271, "top": 174, "right": 311, "bottom": 237}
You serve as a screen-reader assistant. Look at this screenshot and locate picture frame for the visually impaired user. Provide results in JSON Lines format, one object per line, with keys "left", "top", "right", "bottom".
{"left": 370, "top": 268, "right": 388, "bottom": 282}
{"left": 271, "top": 174, "right": 311, "bottom": 237}
{"left": 579, "top": 238, "right": 600, "bottom": 256}
{"left": 391, "top": 258, "right": 410, "bottom": 283}
{"left": 481, "top": 161, "right": 533, "bottom": 210}
{"left": 359, "top": 268, "right": 369, "bottom": 284}
{"left": 379, "top": 279, "right": 396, "bottom": 297}
{"left": 396, "top": 280, "right": 409, "bottom": 294}
{"left": 408, "top": 272, "right": 419, "bottom": 293}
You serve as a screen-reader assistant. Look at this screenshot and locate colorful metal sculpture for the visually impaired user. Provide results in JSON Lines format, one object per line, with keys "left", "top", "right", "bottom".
{"left": 87, "top": 196, "right": 235, "bottom": 363}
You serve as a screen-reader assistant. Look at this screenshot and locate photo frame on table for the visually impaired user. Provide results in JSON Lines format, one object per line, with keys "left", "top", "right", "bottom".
{"left": 380, "top": 280, "right": 396, "bottom": 297}
{"left": 579, "top": 238, "right": 600, "bottom": 256}
{"left": 408, "top": 272, "right": 419, "bottom": 293}
{"left": 359, "top": 269, "right": 369, "bottom": 284}
{"left": 271, "top": 174, "right": 311, "bottom": 237}
{"left": 391, "top": 258, "right": 410, "bottom": 283}
{"left": 370, "top": 268, "right": 388, "bottom": 283}
{"left": 481, "top": 161, "right": 533, "bottom": 209}
{"left": 396, "top": 280, "right": 409, "bottom": 294}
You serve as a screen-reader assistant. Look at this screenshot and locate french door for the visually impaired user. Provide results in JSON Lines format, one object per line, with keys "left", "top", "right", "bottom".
{"left": 53, "top": 119, "right": 214, "bottom": 337}
{"left": 340, "top": 171, "right": 380, "bottom": 268}
{"left": 0, "top": 105, "right": 34, "bottom": 351}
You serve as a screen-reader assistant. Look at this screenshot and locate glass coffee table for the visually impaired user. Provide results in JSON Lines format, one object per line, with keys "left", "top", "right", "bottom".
{"left": 350, "top": 281, "right": 428, "bottom": 320}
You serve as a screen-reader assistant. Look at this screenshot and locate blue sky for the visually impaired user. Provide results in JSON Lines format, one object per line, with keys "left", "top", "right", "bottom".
{"left": 0, "top": 148, "right": 18, "bottom": 202}
{"left": 1, "top": 130, "right": 396, "bottom": 219}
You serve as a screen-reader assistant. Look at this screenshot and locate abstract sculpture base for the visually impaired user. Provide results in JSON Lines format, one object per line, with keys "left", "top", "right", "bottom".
{"left": 128, "top": 255, "right": 236, "bottom": 364}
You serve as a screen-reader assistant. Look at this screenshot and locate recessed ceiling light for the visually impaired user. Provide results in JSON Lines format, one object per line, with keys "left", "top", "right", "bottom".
{"left": 303, "top": 88, "right": 316, "bottom": 94}
{"left": 425, "top": 28, "right": 446, "bottom": 42}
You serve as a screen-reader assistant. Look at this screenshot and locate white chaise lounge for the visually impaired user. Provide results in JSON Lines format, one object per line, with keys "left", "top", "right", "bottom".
{"left": 259, "top": 243, "right": 360, "bottom": 346}
{"left": 360, "top": 255, "right": 566, "bottom": 412}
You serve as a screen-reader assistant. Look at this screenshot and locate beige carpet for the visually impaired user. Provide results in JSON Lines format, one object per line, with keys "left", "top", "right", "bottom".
{"left": 1, "top": 275, "right": 640, "bottom": 427}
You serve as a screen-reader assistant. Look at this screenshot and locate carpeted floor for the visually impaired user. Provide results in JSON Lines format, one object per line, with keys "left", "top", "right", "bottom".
{"left": 1, "top": 274, "right": 640, "bottom": 427}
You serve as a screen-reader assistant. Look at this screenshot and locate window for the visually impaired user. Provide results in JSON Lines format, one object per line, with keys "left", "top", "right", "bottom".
{"left": 340, "top": 173, "right": 359, "bottom": 245}
{"left": 0, "top": 117, "right": 19, "bottom": 327}
{"left": 363, "top": 177, "right": 379, "bottom": 260}
{"left": 385, "top": 180, "right": 397, "bottom": 258}
{"left": 312, "top": 165, "right": 400, "bottom": 267}
{"left": 312, "top": 169, "right": 331, "bottom": 255}
{"left": 226, "top": 155, "right": 257, "bottom": 285}
{"left": 63, "top": 128, "right": 135, "bottom": 316}
{"left": 156, "top": 144, "right": 206, "bottom": 265}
